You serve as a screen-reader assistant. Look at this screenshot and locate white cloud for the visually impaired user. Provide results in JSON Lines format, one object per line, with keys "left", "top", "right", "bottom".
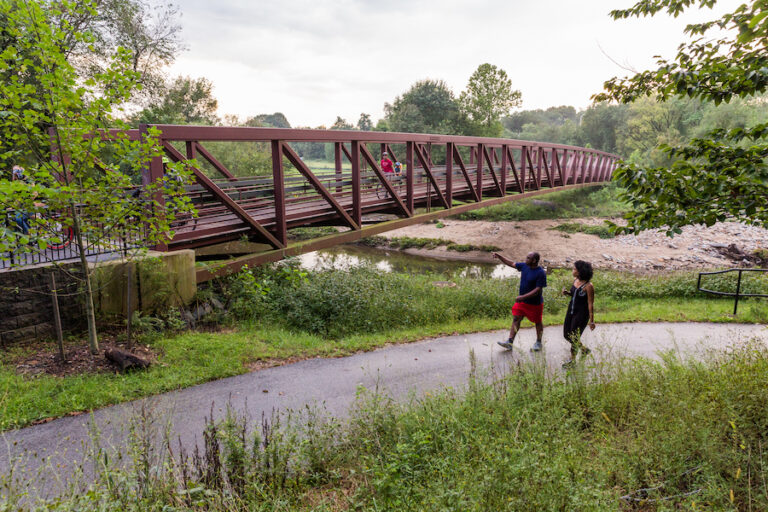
{"left": 171, "top": 0, "right": 741, "bottom": 127}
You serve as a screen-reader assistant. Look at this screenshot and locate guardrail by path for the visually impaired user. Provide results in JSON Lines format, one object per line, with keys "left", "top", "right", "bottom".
{"left": 697, "top": 268, "right": 768, "bottom": 314}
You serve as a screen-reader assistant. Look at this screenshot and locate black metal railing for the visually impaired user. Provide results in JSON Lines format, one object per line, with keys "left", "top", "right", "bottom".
{"left": 1, "top": 209, "right": 148, "bottom": 271}
{"left": 697, "top": 268, "right": 768, "bottom": 314}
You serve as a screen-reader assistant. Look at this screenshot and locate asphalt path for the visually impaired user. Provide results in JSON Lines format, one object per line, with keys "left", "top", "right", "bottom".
{"left": 2, "top": 322, "right": 767, "bottom": 499}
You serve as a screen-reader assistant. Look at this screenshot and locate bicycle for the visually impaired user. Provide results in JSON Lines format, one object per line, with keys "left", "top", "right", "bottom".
{"left": 5, "top": 208, "right": 74, "bottom": 250}
{"left": 375, "top": 172, "right": 404, "bottom": 200}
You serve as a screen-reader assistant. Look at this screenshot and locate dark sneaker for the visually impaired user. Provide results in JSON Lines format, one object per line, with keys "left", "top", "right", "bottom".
{"left": 562, "top": 359, "right": 575, "bottom": 369}
{"left": 581, "top": 346, "right": 592, "bottom": 357}
{"left": 497, "top": 340, "right": 514, "bottom": 350}
{"left": 530, "top": 340, "right": 543, "bottom": 352}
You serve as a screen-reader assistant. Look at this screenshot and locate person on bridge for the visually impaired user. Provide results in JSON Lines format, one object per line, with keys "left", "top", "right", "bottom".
{"left": 561, "top": 260, "right": 596, "bottom": 368}
{"left": 10, "top": 165, "right": 33, "bottom": 234}
{"left": 493, "top": 251, "right": 547, "bottom": 352}
{"left": 380, "top": 152, "right": 395, "bottom": 174}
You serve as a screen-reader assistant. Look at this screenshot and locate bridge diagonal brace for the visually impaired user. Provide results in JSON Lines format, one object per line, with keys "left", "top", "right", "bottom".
{"left": 452, "top": 146, "right": 480, "bottom": 202}
{"left": 505, "top": 147, "right": 523, "bottom": 193}
{"left": 162, "top": 142, "right": 284, "bottom": 248}
{"left": 359, "top": 144, "right": 412, "bottom": 217}
{"left": 526, "top": 149, "right": 540, "bottom": 190}
{"left": 281, "top": 143, "right": 360, "bottom": 230}
{"left": 482, "top": 146, "right": 504, "bottom": 196}
{"left": 415, "top": 145, "right": 450, "bottom": 209}
{"left": 552, "top": 149, "right": 564, "bottom": 186}
{"left": 541, "top": 149, "right": 555, "bottom": 187}
{"left": 193, "top": 142, "right": 238, "bottom": 181}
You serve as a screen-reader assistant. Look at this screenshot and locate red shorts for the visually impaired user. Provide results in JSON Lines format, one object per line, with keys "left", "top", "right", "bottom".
{"left": 512, "top": 302, "right": 543, "bottom": 324}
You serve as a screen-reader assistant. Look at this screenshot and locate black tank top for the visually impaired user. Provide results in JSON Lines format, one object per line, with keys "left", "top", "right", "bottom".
{"left": 568, "top": 283, "right": 589, "bottom": 317}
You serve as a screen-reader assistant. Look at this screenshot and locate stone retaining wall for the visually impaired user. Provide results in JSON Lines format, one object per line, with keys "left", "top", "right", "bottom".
{"left": 0, "top": 265, "right": 84, "bottom": 346}
{"left": 0, "top": 250, "right": 196, "bottom": 347}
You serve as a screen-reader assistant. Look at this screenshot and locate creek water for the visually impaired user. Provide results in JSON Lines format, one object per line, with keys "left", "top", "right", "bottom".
{"left": 298, "top": 244, "right": 520, "bottom": 279}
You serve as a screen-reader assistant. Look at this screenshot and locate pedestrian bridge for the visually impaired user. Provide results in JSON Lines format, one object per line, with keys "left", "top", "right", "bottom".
{"left": 138, "top": 125, "right": 619, "bottom": 281}
{"left": 1, "top": 125, "right": 619, "bottom": 278}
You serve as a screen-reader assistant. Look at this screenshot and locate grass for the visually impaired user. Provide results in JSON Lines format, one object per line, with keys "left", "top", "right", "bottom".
{"left": 7, "top": 344, "right": 768, "bottom": 510}
{"left": 1, "top": 266, "right": 766, "bottom": 430}
{"left": 287, "top": 226, "right": 341, "bottom": 241}
{"left": 455, "top": 183, "right": 627, "bottom": 221}
{"left": 551, "top": 221, "right": 616, "bottom": 238}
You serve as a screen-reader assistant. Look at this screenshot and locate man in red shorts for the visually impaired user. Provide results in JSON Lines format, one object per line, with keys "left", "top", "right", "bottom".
{"left": 492, "top": 251, "right": 547, "bottom": 352}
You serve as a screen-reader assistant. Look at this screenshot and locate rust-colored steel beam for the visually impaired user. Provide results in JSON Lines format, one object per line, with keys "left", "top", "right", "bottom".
{"left": 414, "top": 144, "right": 449, "bottom": 210}
{"left": 476, "top": 143, "right": 483, "bottom": 201}
{"left": 452, "top": 145, "right": 479, "bottom": 202}
{"left": 500, "top": 144, "right": 508, "bottom": 194}
{"left": 482, "top": 145, "right": 503, "bottom": 196}
{"left": 445, "top": 142, "right": 453, "bottom": 207}
{"left": 271, "top": 140, "right": 287, "bottom": 245}
{"left": 281, "top": 143, "right": 359, "bottom": 231}
{"left": 360, "top": 144, "right": 411, "bottom": 217}
{"left": 149, "top": 125, "right": 618, "bottom": 159}
{"left": 350, "top": 141, "right": 362, "bottom": 225}
{"left": 541, "top": 148, "right": 554, "bottom": 187}
{"left": 505, "top": 146, "right": 522, "bottom": 193}
{"left": 126, "top": 125, "right": 619, "bottom": 256}
{"left": 194, "top": 142, "right": 238, "bottom": 181}
{"left": 195, "top": 183, "right": 604, "bottom": 283}
{"left": 163, "top": 141, "right": 284, "bottom": 248}
{"left": 406, "top": 142, "right": 414, "bottom": 212}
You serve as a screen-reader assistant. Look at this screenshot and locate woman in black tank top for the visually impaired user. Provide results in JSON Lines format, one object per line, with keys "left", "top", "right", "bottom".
{"left": 561, "top": 260, "right": 596, "bottom": 366}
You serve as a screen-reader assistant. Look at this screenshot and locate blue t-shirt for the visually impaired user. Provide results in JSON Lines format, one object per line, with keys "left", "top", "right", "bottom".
{"left": 514, "top": 263, "right": 547, "bottom": 305}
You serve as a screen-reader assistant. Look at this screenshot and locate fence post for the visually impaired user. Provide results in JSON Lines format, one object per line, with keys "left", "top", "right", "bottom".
{"left": 50, "top": 273, "right": 65, "bottom": 361}
{"left": 734, "top": 270, "right": 743, "bottom": 315}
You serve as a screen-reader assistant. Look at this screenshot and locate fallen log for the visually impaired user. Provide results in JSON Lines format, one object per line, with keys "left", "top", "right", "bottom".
{"left": 105, "top": 348, "right": 151, "bottom": 372}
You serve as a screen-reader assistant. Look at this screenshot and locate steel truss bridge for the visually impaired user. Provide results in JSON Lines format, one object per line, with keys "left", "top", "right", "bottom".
{"left": 133, "top": 126, "right": 619, "bottom": 281}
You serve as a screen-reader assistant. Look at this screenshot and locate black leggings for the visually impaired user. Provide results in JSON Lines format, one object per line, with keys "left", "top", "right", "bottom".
{"left": 563, "top": 313, "right": 589, "bottom": 357}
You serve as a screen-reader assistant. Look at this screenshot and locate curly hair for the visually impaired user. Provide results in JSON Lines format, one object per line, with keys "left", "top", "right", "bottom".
{"left": 574, "top": 260, "right": 593, "bottom": 282}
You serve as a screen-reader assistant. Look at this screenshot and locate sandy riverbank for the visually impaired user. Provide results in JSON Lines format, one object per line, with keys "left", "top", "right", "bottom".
{"left": 382, "top": 218, "right": 768, "bottom": 271}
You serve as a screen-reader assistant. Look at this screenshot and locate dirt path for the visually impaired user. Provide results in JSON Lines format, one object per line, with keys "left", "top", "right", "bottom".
{"left": 384, "top": 218, "right": 768, "bottom": 271}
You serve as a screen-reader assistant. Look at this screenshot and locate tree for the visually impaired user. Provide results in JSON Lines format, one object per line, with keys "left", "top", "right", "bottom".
{"left": 384, "top": 79, "right": 462, "bottom": 134}
{"left": 330, "top": 116, "right": 353, "bottom": 130}
{"left": 0, "top": 0, "right": 193, "bottom": 353}
{"left": 247, "top": 112, "right": 291, "bottom": 129}
{"left": 580, "top": 103, "right": 629, "bottom": 155}
{"left": 132, "top": 76, "right": 219, "bottom": 125}
{"left": 357, "top": 113, "right": 373, "bottom": 131}
{"left": 460, "top": 63, "right": 522, "bottom": 137}
{"left": 595, "top": 0, "right": 768, "bottom": 234}
{"left": 18, "top": 0, "right": 184, "bottom": 102}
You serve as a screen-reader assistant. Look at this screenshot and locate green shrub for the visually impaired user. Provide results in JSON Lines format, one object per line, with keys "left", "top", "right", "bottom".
{"left": 455, "top": 183, "right": 627, "bottom": 221}
{"left": 551, "top": 222, "right": 616, "bottom": 238}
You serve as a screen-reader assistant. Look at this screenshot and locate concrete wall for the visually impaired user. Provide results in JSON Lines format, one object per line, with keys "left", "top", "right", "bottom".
{"left": 94, "top": 250, "right": 197, "bottom": 316}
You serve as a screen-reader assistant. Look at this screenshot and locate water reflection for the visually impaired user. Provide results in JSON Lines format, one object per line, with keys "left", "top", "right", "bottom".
{"left": 298, "top": 245, "right": 519, "bottom": 279}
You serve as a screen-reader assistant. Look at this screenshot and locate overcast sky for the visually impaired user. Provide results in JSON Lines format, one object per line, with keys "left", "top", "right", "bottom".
{"left": 169, "top": 0, "right": 739, "bottom": 127}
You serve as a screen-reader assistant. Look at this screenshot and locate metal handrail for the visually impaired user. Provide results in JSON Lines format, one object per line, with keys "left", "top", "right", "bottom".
{"left": 697, "top": 268, "right": 768, "bottom": 314}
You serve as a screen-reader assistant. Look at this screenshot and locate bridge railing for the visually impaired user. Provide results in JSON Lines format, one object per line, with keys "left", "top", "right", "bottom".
{"left": 137, "top": 125, "right": 620, "bottom": 252}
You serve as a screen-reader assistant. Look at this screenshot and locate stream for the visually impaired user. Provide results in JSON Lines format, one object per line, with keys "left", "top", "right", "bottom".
{"left": 297, "top": 244, "right": 520, "bottom": 279}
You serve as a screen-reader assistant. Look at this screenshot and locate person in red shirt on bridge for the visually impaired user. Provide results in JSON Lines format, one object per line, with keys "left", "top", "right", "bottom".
{"left": 380, "top": 152, "right": 394, "bottom": 174}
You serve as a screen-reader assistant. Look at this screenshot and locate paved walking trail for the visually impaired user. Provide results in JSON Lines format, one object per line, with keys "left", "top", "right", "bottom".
{"left": 2, "top": 322, "right": 767, "bottom": 498}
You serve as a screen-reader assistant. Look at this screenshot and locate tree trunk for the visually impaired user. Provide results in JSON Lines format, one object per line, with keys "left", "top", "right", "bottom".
{"left": 71, "top": 205, "right": 99, "bottom": 355}
{"left": 105, "top": 347, "right": 150, "bottom": 372}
